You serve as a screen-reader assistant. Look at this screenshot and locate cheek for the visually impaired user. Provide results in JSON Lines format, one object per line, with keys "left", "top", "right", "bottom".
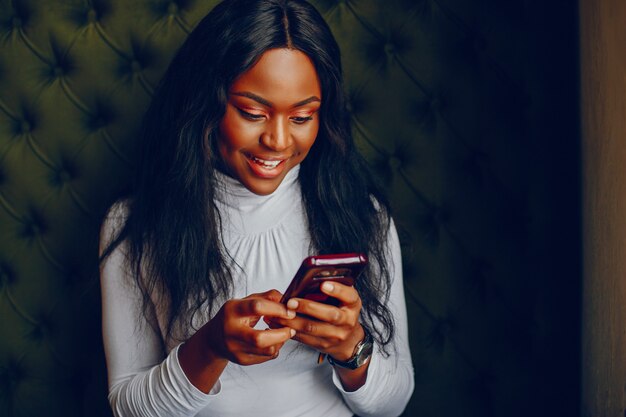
{"left": 300, "top": 122, "right": 320, "bottom": 153}
{"left": 218, "top": 110, "right": 259, "bottom": 151}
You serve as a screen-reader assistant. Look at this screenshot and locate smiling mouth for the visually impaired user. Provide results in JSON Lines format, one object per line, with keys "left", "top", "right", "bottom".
{"left": 249, "top": 155, "right": 283, "bottom": 169}
{"left": 243, "top": 153, "right": 290, "bottom": 178}
{"left": 246, "top": 153, "right": 289, "bottom": 170}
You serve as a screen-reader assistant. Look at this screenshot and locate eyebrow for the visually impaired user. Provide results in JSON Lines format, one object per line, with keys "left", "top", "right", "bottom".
{"left": 230, "top": 91, "right": 321, "bottom": 108}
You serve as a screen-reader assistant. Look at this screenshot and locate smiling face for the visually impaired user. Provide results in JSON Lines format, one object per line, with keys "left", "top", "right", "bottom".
{"left": 216, "top": 48, "right": 322, "bottom": 195}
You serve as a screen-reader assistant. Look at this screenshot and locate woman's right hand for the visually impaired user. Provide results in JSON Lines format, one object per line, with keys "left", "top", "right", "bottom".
{"left": 202, "top": 289, "right": 296, "bottom": 365}
{"left": 179, "top": 289, "right": 296, "bottom": 393}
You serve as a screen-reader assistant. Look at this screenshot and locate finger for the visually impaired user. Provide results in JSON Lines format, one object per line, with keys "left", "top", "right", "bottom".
{"left": 263, "top": 316, "right": 282, "bottom": 329}
{"left": 291, "top": 332, "right": 331, "bottom": 352}
{"left": 249, "top": 344, "right": 279, "bottom": 357}
{"left": 254, "top": 289, "right": 284, "bottom": 303}
{"left": 285, "top": 298, "right": 351, "bottom": 326}
{"left": 273, "top": 315, "right": 350, "bottom": 341}
{"left": 239, "top": 326, "right": 296, "bottom": 349}
{"left": 236, "top": 351, "right": 280, "bottom": 366}
{"left": 319, "top": 282, "right": 360, "bottom": 307}
{"left": 237, "top": 297, "right": 296, "bottom": 320}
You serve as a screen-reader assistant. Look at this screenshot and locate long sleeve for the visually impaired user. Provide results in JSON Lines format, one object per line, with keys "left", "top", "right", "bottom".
{"left": 330, "top": 220, "right": 415, "bottom": 417}
{"left": 99, "top": 203, "right": 220, "bottom": 417}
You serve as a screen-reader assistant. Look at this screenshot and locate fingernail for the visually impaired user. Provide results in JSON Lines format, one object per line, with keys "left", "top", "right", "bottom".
{"left": 290, "top": 329, "right": 296, "bottom": 337}
{"left": 287, "top": 299, "right": 298, "bottom": 309}
{"left": 322, "top": 282, "right": 334, "bottom": 292}
{"left": 287, "top": 309, "right": 296, "bottom": 319}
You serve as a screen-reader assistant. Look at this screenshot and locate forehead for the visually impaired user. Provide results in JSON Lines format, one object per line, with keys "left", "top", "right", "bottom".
{"left": 230, "top": 48, "right": 321, "bottom": 103}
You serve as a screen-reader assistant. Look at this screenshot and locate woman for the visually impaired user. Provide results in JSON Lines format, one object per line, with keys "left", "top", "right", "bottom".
{"left": 99, "top": 0, "right": 414, "bottom": 416}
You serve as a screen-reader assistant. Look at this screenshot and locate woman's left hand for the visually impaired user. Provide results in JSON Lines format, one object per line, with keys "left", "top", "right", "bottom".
{"left": 268, "top": 281, "right": 365, "bottom": 361}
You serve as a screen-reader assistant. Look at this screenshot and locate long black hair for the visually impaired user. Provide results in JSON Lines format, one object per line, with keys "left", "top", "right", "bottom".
{"left": 101, "top": 0, "right": 396, "bottom": 354}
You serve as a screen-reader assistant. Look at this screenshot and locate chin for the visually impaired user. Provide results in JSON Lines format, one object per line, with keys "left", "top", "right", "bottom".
{"left": 247, "top": 182, "right": 281, "bottom": 195}
{"left": 239, "top": 175, "right": 283, "bottom": 195}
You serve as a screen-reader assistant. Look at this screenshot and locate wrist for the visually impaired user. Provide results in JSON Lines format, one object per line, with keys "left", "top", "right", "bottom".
{"left": 178, "top": 328, "right": 229, "bottom": 394}
{"left": 196, "top": 323, "right": 228, "bottom": 366}
{"left": 328, "top": 325, "right": 373, "bottom": 370}
{"left": 333, "top": 325, "right": 366, "bottom": 361}
{"left": 179, "top": 325, "right": 228, "bottom": 373}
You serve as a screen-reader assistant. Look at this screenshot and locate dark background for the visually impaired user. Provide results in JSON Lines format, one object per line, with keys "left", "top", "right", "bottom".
{"left": 0, "top": 0, "right": 580, "bottom": 416}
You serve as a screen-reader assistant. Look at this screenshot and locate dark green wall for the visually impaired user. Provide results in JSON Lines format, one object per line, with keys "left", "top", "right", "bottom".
{"left": 0, "top": 0, "right": 580, "bottom": 416}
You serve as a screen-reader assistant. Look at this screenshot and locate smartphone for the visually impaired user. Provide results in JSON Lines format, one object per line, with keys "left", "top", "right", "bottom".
{"left": 280, "top": 253, "right": 368, "bottom": 306}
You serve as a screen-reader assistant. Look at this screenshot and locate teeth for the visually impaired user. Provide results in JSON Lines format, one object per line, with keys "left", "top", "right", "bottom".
{"left": 251, "top": 156, "right": 281, "bottom": 169}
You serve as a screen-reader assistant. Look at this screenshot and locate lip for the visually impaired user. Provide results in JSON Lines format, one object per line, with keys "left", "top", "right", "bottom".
{"left": 244, "top": 153, "right": 289, "bottom": 179}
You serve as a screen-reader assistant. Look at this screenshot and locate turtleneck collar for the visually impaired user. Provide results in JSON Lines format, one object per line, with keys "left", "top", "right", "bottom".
{"left": 213, "top": 165, "right": 303, "bottom": 235}
{"left": 214, "top": 164, "right": 300, "bottom": 204}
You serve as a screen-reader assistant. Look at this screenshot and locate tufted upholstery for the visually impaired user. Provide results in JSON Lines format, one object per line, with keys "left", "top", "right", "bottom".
{"left": 0, "top": 0, "right": 580, "bottom": 416}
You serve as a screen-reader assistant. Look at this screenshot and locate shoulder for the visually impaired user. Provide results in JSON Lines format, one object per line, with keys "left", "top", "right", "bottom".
{"left": 99, "top": 199, "right": 131, "bottom": 256}
{"left": 370, "top": 195, "right": 393, "bottom": 231}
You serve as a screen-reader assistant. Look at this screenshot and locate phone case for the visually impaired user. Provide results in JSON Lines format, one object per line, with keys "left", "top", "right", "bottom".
{"left": 280, "top": 253, "right": 368, "bottom": 306}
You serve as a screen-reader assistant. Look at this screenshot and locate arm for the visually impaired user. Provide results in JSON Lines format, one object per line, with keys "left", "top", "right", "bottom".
{"left": 330, "top": 220, "right": 415, "bottom": 417}
{"left": 100, "top": 203, "right": 296, "bottom": 416}
{"left": 272, "top": 219, "right": 415, "bottom": 416}
{"left": 100, "top": 203, "right": 217, "bottom": 417}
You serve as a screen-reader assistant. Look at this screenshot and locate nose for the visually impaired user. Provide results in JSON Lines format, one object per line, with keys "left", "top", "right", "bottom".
{"left": 260, "top": 116, "right": 292, "bottom": 152}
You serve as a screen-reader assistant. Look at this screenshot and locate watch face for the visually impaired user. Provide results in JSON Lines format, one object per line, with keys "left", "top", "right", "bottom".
{"left": 355, "top": 340, "right": 374, "bottom": 367}
{"left": 327, "top": 330, "right": 374, "bottom": 369}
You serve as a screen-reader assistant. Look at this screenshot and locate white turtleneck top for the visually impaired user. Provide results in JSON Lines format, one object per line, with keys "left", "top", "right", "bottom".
{"left": 100, "top": 165, "right": 414, "bottom": 417}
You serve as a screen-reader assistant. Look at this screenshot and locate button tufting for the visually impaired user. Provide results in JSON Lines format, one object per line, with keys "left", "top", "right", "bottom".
{"left": 346, "top": 91, "right": 366, "bottom": 114}
{"left": 22, "top": 222, "right": 41, "bottom": 238}
{"left": 432, "top": 207, "right": 449, "bottom": 224}
{"left": 389, "top": 155, "right": 402, "bottom": 170}
{"left": 21, "top": 211, "right": 46, "bottom": 238}
{"left": 130, "top": 59, "right": 142, "bottom": 73}
{"left": 429, "top": 96, "right": 443, "bottom": 112}
{"left": 52, "top": 158, "right": 77, "bottom": 186}
{"left": 90, "top": 115, "right": 108, "bottom": 130}
{"left": 0, "top": 262, "right": 15, "bottom": 288}
{"left": 427, "top": 316, "right": 453, "bottom": 351}
{"left": 87, "top": 102, "right": 115, "bottom": 130}
{"left": 53, "top": 169, "right": 72, "bottom": 186}
{"left": 168, "top": 2, "right": 179, "bottom": 15}
{"left": 28, "top": 324, "right": 45, "bottom": 342}
{"left": 29, "top": 313, "right": 54, "bottom": 342}
{"left": 87, "top": 9, "right": 97, "bottom": 23}
{"left": 384, "top": 43, "right": 395, "bottom": 56}
{"left": 20, "top": 120, "right": 31, "bottom": 134}
{"left": 12, "top": 17, "right": 22, "bottom": 29}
